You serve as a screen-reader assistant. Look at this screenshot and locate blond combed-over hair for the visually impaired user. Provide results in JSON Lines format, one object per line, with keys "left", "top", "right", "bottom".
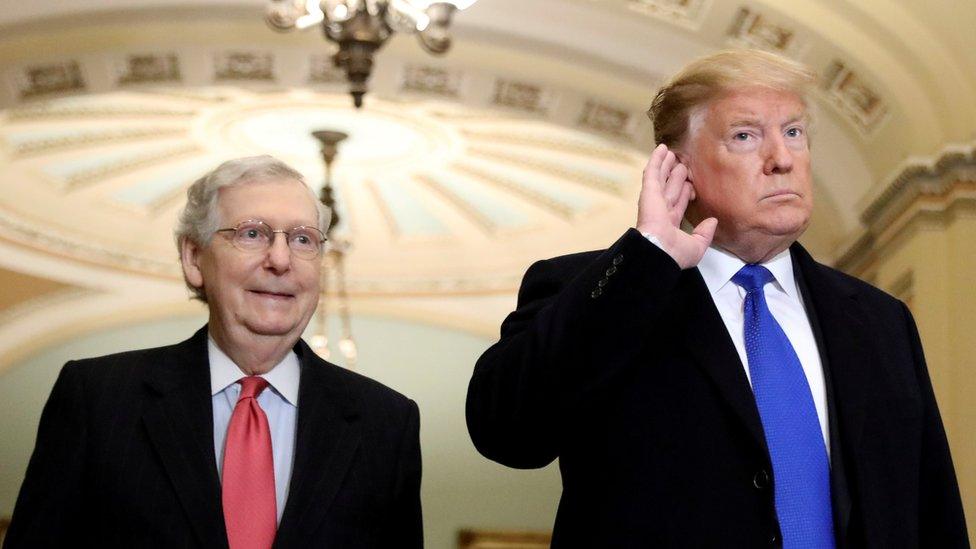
{"left": 647, "top": 49, "right": 817, "bottom": 149}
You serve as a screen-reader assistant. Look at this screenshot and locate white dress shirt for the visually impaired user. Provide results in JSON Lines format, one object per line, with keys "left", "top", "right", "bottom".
{"left": 696, "top": 245, "right": 830, "bottom": 453}
{"left": 209, "top": 338, "right": 300, "bottom": 523}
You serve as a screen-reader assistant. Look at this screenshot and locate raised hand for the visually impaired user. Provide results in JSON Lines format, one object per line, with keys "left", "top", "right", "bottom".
{"left": 636, "top": 144, "right": 717, "bottom": 269}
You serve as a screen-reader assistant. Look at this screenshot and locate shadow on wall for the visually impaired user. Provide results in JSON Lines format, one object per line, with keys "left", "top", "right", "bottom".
{"left": 0, "top": 313, "right": 561, "bottom": 549}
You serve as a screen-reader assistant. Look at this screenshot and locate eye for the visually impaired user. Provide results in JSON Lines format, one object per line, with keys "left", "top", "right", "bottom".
{"left": 733, "top": 132, "right": 751, "bottom": 141}
{"left": 294, "top": 234, "right": 311, "bottom": 245}
{"left": 243, "top": 229, "right": 261, "bottom": 239}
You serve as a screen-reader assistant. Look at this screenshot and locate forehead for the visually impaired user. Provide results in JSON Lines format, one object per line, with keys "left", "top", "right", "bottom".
{"left": 705, "top": 87, "right": 807, "bottom": 125}
{"left": 217, "top": 178, "right": 318, "bottom": 223}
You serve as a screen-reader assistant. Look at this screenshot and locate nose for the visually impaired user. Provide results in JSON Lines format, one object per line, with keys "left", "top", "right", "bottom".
{"left": 763, "top": 133, "right": 793, "bottom": 175}
{"left": 264, "top": 232, "right": 292, "bottom": 273}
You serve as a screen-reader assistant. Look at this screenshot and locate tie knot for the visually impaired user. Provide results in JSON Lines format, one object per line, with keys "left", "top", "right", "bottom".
{"left": 732, "top": 264, "right": 775, "bottom": 293}
{"left": 237, "top": 376, "right": 269, "bottom": 400}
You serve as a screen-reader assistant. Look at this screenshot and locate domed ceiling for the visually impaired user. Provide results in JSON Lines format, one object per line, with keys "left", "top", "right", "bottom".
{"left": 0, "top": 88, "right": 646, "bottom": 294}
{"left": 0, "top": 0, "right": 972, "bottom": 370}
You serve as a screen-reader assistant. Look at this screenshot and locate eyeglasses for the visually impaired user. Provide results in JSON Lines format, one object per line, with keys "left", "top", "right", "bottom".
{"left": 215, "top": 220, "right": 326, "bottom": 260}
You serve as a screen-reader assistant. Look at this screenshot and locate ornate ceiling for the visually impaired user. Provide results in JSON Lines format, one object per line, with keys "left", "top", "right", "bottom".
{"left": 0, "top": 0, "right": 973, "bottom": 370}
{"left": 0, "top": 88, "right": 646, "bottom": 293}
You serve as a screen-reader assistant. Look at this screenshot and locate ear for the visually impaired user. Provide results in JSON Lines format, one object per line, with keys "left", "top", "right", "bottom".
{"left": 674, "top": 150, "right": 695, "bottom": 184}
{"left": 180, "top": 237, "right": 205, "bottom": 290}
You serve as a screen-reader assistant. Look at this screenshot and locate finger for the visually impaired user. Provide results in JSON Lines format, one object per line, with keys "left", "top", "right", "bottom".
{"left": 663, "top": 163, "right": 687, "bottom": 207}
{"left": 668, "top": 180, "right": 692, "bottom": 226}
{"left": 674, "top": 181, "right": 693, "bottom": 214}
{"left": 691, "top": 217, "right": 718, "bottom": 249}
{"left": 642, "top": 144, "right": 668, "bottom": 189}
{"left": 658, "top": 150, "right": 677, "bottom": 187}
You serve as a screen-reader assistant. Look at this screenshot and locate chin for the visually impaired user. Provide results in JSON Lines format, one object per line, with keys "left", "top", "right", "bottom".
{"left": 244, "top": 319, "right": 301, "bottom": 337}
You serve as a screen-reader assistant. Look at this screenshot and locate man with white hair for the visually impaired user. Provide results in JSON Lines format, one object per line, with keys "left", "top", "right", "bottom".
{"left": 466, "top": 50, "right": 967, "bottom": 548}
{"left": 6, "top": 156, "right": 423, "bottom": 548}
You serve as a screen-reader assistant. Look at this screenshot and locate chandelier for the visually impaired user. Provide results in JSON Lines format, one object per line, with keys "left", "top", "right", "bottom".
{"left": 266, "top": 0, "right": 478, "bottom": 107}
{"left": 308, "top": 130, "right": 358, "bottom": 366}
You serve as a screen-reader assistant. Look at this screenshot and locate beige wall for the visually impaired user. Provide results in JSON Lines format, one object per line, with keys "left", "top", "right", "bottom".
{"left": 850, "top": 179, "right": 976, "bottom": 542}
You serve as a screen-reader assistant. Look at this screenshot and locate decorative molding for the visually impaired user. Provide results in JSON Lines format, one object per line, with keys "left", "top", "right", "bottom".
{"left": 861, "top": 143, "right": 976, "bottom": 227}
{"left": 15, "top": 60, "right": 86, "bottom": 99}
{"left": 726, "top": 7, "right": 803, "bottom": 56}
{"left": 453, "top": 163, "right": 577, "bottom": 220}
{"left": 215, "top": 51, "right": 274, "bottom": 81}
{"left": 625, "top": 0, "right": 708, "bottom": 30}
{"left": 833, "top": 230, "right": 875, "bottom": 275}
{"left": 400, "top": 65, "right": 462, "bottom": 97}
{"left": 470, "top": 149, "right": 628, "bottom": 196}
{"left": 366, "top": 179, "right": 403, "bottom": 238}
{"left": 0, "top": 210, "right": 178, "bottom": 277}
{"left": 0, "top": 287, "right": 90, "bottom": 327}
{"left": 492, "top": 79, "right": 557, "bottom": 114}
{"left": 461, "top": 129, "right": 635, "bottom": 163}
{"left": 416, "top": 174, "right": 498, "bottom": 233}
{"left": 576, "top": 100, "right": 636, "bottom": 138}
{"left": 116, "top": 53, "right": 182, "bottom": 85}
{"left": 821, "top": 60, "right": 889, "bottom": 136}
{"left": 58, "top": 144, "right": 203, "bottom": 190}
{"left": 836, "top": 142, "right": 976, "bottom": 274}
{"left": 343, "top": 273, "right": 523, "bottom": 295}
{"left": 7, "top": 127, "right": 187, "bottom": 156}
{"left": 5, "top": 102, "right": 195, "bottom": 120}
{"left": 887, "top": 270, "right": 914, "bottom": 306}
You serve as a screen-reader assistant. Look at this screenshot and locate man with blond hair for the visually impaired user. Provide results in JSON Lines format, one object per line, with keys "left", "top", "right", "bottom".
{"left": 6, "top": 156, "right": 423, "bottom": 548}
{"left": 467, "top": 50, "right": 967, "bottom": 547}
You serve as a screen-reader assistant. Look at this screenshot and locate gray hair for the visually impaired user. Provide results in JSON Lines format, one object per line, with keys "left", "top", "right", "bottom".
{"left": 175, "top": 154, "right": 331, "bottom": 301}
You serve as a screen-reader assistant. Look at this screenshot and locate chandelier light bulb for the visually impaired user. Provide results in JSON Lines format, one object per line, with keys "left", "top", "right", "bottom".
{"left": 339, "top": 338, "right": 358, "bottom": 361}
{"left": 295, "top": 0, "right": 326, "bottom": 29}
{"left": 310, "top": 334, "right": 330, "bottom": 358}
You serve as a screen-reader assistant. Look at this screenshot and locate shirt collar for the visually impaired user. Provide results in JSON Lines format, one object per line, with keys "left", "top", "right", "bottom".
{"left": 208, "top": 337, "right": 301, "bottom": 406}
{"left": 697, "top": 245, "right": 798, "bottom": 298}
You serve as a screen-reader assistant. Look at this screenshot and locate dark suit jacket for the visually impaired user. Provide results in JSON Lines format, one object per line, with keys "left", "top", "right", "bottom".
{"left": 5, "top": 326, "right": 422, "bottom": 548}
{"left": 466, "top": 229, "right": 967, "bottom": 548}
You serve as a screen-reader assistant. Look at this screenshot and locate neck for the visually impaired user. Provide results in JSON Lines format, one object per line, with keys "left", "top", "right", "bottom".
{"left": 716, "top": 236, "right": 793, "bottom": 264}
{"left": 209, "top": 325, "right": 297, "bottom": 375}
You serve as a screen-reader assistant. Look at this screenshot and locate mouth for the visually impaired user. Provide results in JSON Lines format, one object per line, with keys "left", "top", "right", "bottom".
{"left": 762, "top": 190, "right": 801, "bottom": 201}
{"left": 247, "top": 289, "right": 296, "bottom": 301}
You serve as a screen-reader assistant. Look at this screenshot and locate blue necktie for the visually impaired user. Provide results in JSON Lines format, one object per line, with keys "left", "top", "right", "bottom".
{"left": 732, "top": 265, "right": 834, "bottom": 549}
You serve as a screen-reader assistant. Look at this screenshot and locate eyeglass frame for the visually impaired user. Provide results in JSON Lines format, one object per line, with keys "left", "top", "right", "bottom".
{"left": 214, "top": 219, "right": 327, "bottom": 259}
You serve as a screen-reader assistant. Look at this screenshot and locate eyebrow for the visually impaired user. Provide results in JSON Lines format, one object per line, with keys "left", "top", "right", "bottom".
{"left": 726, "top": 114, "right": 808, "bottom": 129}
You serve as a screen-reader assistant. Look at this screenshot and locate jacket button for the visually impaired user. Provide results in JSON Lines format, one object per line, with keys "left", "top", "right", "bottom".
{"left": 612, "top": 254, "right": 624, "bottom": 266}
{"left": 768, "top": 533, "right": 779, "bottom": 546}
{"left": 591, "top": 288, "right": 602, "bottom": 298}
{"left": 605, "top": 266, "right": 617, "bottom": 276}
{"left": 597, "top": 278, "right": 608, "bottom": 287}
{"left": 753, "top": 470, "right": 770, "bottom": 490}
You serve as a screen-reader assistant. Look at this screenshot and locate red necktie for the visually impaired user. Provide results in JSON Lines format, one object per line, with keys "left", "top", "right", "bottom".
{"left": 222, "top": 376, "right": 277, "bottom": 549}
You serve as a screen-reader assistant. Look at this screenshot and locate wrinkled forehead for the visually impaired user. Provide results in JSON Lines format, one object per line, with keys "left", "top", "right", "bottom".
{"left": 687, "top": 87, "right": 808, "bottom": 138}
{"left": 217, "top": 177, "right": 319, "bottom": 222}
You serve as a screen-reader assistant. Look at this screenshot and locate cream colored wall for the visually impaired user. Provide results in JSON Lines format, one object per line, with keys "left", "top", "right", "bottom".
{"left": 865, "top": 206, "right": 976, "bottom": 542}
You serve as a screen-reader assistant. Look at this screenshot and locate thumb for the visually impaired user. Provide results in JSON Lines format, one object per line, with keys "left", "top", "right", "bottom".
{"left": 691, "top": 217, "right": 718, "bottom": 249}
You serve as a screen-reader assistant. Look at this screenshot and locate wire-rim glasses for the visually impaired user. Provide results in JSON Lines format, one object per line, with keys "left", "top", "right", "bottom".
{"left": 215, "top": 220, "right": 326, "bottom": 259}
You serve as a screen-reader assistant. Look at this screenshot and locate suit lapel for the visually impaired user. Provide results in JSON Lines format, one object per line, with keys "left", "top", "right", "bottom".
{"left": 275, "top": 341, "right": 362, "bottom": 547}
{"left": 792, "top": 244, "right": 875, "bottom": 546}
{"left": 678, "top": 268, "right": 770, "bottom": 454}
{"left": 791, "top": 246, "right": 871, "bottom": 460}
{"left": 141, "top": 327, "right": 228, "bottom": 549}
